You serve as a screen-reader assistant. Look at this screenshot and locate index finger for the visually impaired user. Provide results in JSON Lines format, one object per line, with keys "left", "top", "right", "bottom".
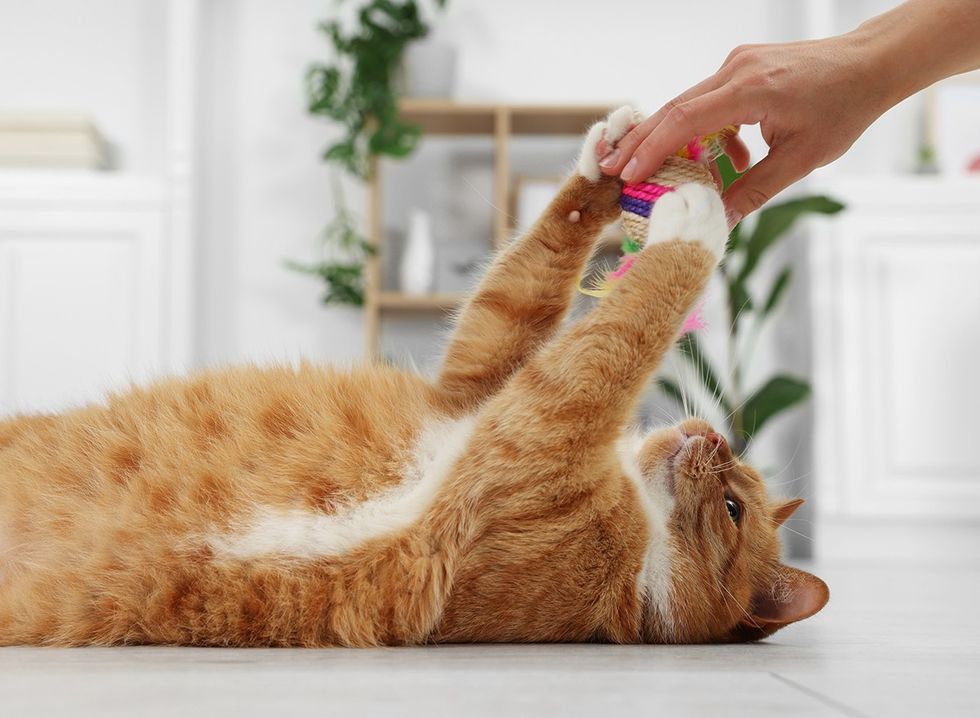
{"left": 600, "top": 73, "right": 727, "bottom": 176}
{"left": 620, "top": 87, "right": 754, "bottom": 183}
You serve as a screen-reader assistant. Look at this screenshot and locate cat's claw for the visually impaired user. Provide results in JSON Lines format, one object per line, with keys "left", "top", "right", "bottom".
{"left": 577, "top": 105, "right": 640, "bottom": 182}
{"left": 644, "top": 183, "right": 729, "bottom": 261}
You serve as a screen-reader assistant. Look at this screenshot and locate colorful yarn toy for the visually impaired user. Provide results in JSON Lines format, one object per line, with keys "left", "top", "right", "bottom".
{"left": 579, "top": 126, "right": 737, "bottom": 307}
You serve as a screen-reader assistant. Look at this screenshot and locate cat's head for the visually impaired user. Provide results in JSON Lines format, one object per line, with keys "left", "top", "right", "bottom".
{"left": 636, "top": 418, "right": 828, "bottom": 643}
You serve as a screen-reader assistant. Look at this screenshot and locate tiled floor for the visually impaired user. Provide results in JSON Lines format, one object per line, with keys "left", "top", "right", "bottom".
{"left": 1, "top": 563, "right": 977, "bottom": 717}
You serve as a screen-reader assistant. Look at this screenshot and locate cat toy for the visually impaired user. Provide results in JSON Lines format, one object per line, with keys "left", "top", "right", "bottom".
{"left": 579, "top": 126, "right": 737, "bottom": 333}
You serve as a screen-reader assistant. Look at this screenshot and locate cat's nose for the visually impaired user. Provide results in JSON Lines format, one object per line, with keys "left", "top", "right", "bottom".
{"left": 705, "top": 432, "right": 727, "bottom": 449}
{"left": 678, "top": 418, "right": 713, "bottom": 437}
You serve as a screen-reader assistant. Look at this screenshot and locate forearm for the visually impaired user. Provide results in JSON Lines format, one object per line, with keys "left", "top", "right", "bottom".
{"left": 852, "top": 0, "right": 980, "bottom": 106}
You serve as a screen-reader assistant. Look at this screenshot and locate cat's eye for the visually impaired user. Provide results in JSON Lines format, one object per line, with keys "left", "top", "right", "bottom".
{"left": 725, "top": 498, "right": 741, "bottom": 524}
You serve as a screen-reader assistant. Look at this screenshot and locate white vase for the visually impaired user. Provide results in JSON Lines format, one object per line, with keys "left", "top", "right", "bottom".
{"left": 401, "top": 209, "right": 435, "bottom": 295}
{"left": 403, "top": 40, "right": 457, "bottom": 98}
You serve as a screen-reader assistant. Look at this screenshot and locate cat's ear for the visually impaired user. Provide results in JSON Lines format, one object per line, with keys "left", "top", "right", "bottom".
{"left": 772, "top": 498, "right": 805, "bottom": 527}
{"left": 733, "top": 565, "right": 829, "bottom": 642}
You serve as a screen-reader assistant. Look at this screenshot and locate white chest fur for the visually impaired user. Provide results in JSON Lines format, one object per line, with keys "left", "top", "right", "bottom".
{"left": 617, "top": 431, "right": 677, "bottom": 635}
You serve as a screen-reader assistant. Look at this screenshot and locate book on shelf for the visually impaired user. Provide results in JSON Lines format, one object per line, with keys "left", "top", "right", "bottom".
{"left": 0, "top": 113, "right": 108, "bottom": 169}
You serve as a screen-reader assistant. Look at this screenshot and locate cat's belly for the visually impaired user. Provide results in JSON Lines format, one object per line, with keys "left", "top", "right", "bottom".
{"left": 0, "top": 365, "right": 446, "bottom": 597}
{"left": 206, "top": 413, "right": 478, "bottom": 561}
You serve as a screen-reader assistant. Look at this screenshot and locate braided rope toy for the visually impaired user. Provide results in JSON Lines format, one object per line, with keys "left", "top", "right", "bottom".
{"left": 579, "top": 126, "right": 737, "bottom": 311}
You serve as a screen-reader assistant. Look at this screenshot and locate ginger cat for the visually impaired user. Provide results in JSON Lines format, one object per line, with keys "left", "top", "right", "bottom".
{"left": 0, "top": 107, "right": 827, "bottom": 647}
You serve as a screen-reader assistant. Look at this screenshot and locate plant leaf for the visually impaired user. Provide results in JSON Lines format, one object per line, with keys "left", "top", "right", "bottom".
{"left": 716, "top": 154, "right": 744, "bottom": 254}
{"left": 306, "top": 66, "right": 342, "bottom": 115}
{"left": 369, "top": 121, "right": 421, "bottom": 157}
{"left": 284, "top": 259, "right": 366, "bottom": 306}
{"left": 737, "top": 196, "right": 844, "bottom": 285}
{"left": 726, "top": 221, "right": 742, "bottom": 253}
{"left": 740, "top": 375, "right": 810, "bottom": 440}
{"left": 656, "top": 377, "right": 687, "bottom": 408}
{"left": 304, "top": 0, "right": 449, "bottom": 306}
{"left": 728, "top": 278, "right": 753, "bottom": 334}
{"left": 715, "top": 153, "right": 743, "bottom": 192}
{"left": 677, "top": 334, "right": 732, "bottom": 414}
{"left": 323, "top": 140, "right": 355, "bottom": 163}
{"left": 763, "top": 266, "right": 793, "bottom": 316}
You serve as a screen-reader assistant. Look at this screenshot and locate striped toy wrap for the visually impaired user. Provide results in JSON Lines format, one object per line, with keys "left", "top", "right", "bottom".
{"left": 579, "top": 126, "right": 737, "bottom": 300}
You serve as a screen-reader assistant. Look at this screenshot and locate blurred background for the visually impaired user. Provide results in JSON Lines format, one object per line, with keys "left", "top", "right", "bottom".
{"left": 1, "top": 0, "right": 978, "bottom": 563}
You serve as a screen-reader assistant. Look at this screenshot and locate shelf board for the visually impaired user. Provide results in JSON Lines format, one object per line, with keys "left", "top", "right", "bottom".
{"left": 510, "top": 105, "right": 611, "bottom": 135}
{"left": 377, "top": 291, "right": 464, "bottom": 311}
{"left": 397, "top": 99, "right": 613, "bottom": 136}
{"left": 398, "top": 100, "right": 496, "bottom": 135}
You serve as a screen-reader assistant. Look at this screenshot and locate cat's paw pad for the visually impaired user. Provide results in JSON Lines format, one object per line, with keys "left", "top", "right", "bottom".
{"left": 577, "top": 105, "right": 640, "bottom": 182}
{"left": 644, "top": 183, "right": 728, "bottom": 260}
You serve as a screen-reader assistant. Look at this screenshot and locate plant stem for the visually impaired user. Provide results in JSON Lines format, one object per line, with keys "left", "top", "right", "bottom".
{"left": 729, "top": 319, "right": 745, "bottom": 455}
{"left": 724, "top": 264, "right": 747, "bottom": 456}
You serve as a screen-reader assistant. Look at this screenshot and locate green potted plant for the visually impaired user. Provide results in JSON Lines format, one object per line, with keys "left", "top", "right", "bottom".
{"left": 659, "top": 156, "right": 845, "bottom": 456}
{"left": 290, "top": 0, "right": 448, "bottom": 306}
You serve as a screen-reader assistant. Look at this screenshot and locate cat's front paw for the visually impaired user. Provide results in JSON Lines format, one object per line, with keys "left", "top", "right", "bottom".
{"left": 577, "top": 105, "right": 640, "bottom": 182}
{"left": 644, "top": 183, "right": 728, "bottom": 260}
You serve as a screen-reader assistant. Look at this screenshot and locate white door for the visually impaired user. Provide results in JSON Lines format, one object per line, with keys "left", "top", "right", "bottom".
{"left": 0, "top": 178, "right": 179, "bottom": 414}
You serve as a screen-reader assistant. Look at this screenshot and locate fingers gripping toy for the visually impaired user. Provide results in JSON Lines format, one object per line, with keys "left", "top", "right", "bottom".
{"left": 580, "top": 118, "right": 737, "bottom": 334}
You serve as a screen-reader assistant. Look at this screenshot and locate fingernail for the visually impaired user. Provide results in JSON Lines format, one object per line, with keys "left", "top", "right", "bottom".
{"left": 598, "top": 148, "right": 621, "bottom": 170}
{"left": 725, "top": 209, "right": 742, "bottom": 230}
{"left": 620, "top": 158, "right": 638, "bottom": 182}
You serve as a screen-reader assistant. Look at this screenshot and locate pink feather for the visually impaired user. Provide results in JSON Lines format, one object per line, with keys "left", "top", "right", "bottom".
{"left": 680, "top": 300, "right": 707, "bottom": 335}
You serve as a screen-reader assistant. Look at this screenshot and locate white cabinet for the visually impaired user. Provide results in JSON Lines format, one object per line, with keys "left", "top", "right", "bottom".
{"left": 811, "top": 178, "right": 980, "bottom": 531}
{"left": 0, "top": 175, "right": 184, "bottom": 413}
{"left": 0, "top": 0, "right": 199, "bottom": 415}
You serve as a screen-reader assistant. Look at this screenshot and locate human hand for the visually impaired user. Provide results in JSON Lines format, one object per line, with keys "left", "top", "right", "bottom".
{"left": 598, "top": 35, "right": 891, "bottom": 227}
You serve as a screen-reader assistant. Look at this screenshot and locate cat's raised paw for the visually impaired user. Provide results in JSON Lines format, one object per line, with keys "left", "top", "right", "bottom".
{"left": 577, "top": 105, "right": 640, "bottom": 182}
{"left": 644, "top": 183, "right": 728, "bottom": 260}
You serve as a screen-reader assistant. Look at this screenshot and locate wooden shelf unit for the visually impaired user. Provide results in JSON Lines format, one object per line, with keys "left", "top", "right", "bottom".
{"left": 365, "top": 100, "right": 613, "bottom": 356}
{"left": 377, "top": 291, "right": 464, "bottom": 311}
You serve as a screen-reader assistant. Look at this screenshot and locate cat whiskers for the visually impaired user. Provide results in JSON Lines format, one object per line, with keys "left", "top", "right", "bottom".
{"left": 712, "top": 296, "right": 756, "bottom": 431}
{"left": 763, "top": 515, "right": 814, "bottom": 543}
{"left": 766, "top": 471, "right": 812, "bottom": 489}
{"left": 762, "top": 429, "right": 808, "bottom": 487}
{"left": 707, "top": 456, "right": 739, "bottom": 473}
{"left": 462, "top": 176, "right": 518, "bottom": 228}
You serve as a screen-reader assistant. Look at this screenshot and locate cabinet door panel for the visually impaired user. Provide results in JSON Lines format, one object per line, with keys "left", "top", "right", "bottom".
{"left": 0, "top": 211, "right": 164, "bottom": 413}
{"left": 814, "top": 206, "right": 980, "bottom": 519}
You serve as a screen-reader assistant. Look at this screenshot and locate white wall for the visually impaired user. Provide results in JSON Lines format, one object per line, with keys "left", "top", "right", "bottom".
{"left": 0, "top": 0, "right": 919, "bottom": 369}
{"left": 196, "top": 0, "right": 366, "bottom": 369}
{"left": 196, "top": 0, "right": 786, "bottom": 368}
{"left": 0, "top": 0, "right": 168, "bottom": 171}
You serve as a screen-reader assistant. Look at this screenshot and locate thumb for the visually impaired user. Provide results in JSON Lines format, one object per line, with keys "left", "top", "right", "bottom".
{"left": 722, "top": 146, "right": 810, "bottom": 227}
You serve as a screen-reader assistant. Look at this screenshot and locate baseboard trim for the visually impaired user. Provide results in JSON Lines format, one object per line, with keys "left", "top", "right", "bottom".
{"left": 816, "top": 516, "right": 980, "bottom": 565}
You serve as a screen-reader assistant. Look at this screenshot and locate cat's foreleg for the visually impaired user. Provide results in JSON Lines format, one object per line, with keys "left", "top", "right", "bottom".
{"left": 434, "top": 107, "right": 637, "bottom": 414}
{"left": 486, "top": 182, "right": 728, "bottom": 452}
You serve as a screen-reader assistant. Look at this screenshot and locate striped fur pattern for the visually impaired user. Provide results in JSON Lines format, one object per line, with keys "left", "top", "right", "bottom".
{"left": 0, "top": 107, "right": 827, "bottom": 646}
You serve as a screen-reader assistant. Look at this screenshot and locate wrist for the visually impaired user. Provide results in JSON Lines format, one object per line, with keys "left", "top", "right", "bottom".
{"left": 845, "top": 18, "right": 923, "bottom": 112}
{"left": 848, "top": 0, "right": 979, "bottom": 107}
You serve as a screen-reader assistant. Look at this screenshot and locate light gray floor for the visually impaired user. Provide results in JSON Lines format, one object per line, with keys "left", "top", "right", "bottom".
{"left": 1, "top": 563, "right": 977, "bottom": 718}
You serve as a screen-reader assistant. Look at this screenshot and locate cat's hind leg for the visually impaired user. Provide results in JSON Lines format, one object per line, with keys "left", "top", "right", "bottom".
{"left": 435, "top": 106, "right": 637, "bottom": 414}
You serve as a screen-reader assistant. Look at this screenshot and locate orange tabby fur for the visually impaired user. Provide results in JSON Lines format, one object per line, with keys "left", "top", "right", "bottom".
{"left": 0, "top": 107, "right": 827, "bottom": 646}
